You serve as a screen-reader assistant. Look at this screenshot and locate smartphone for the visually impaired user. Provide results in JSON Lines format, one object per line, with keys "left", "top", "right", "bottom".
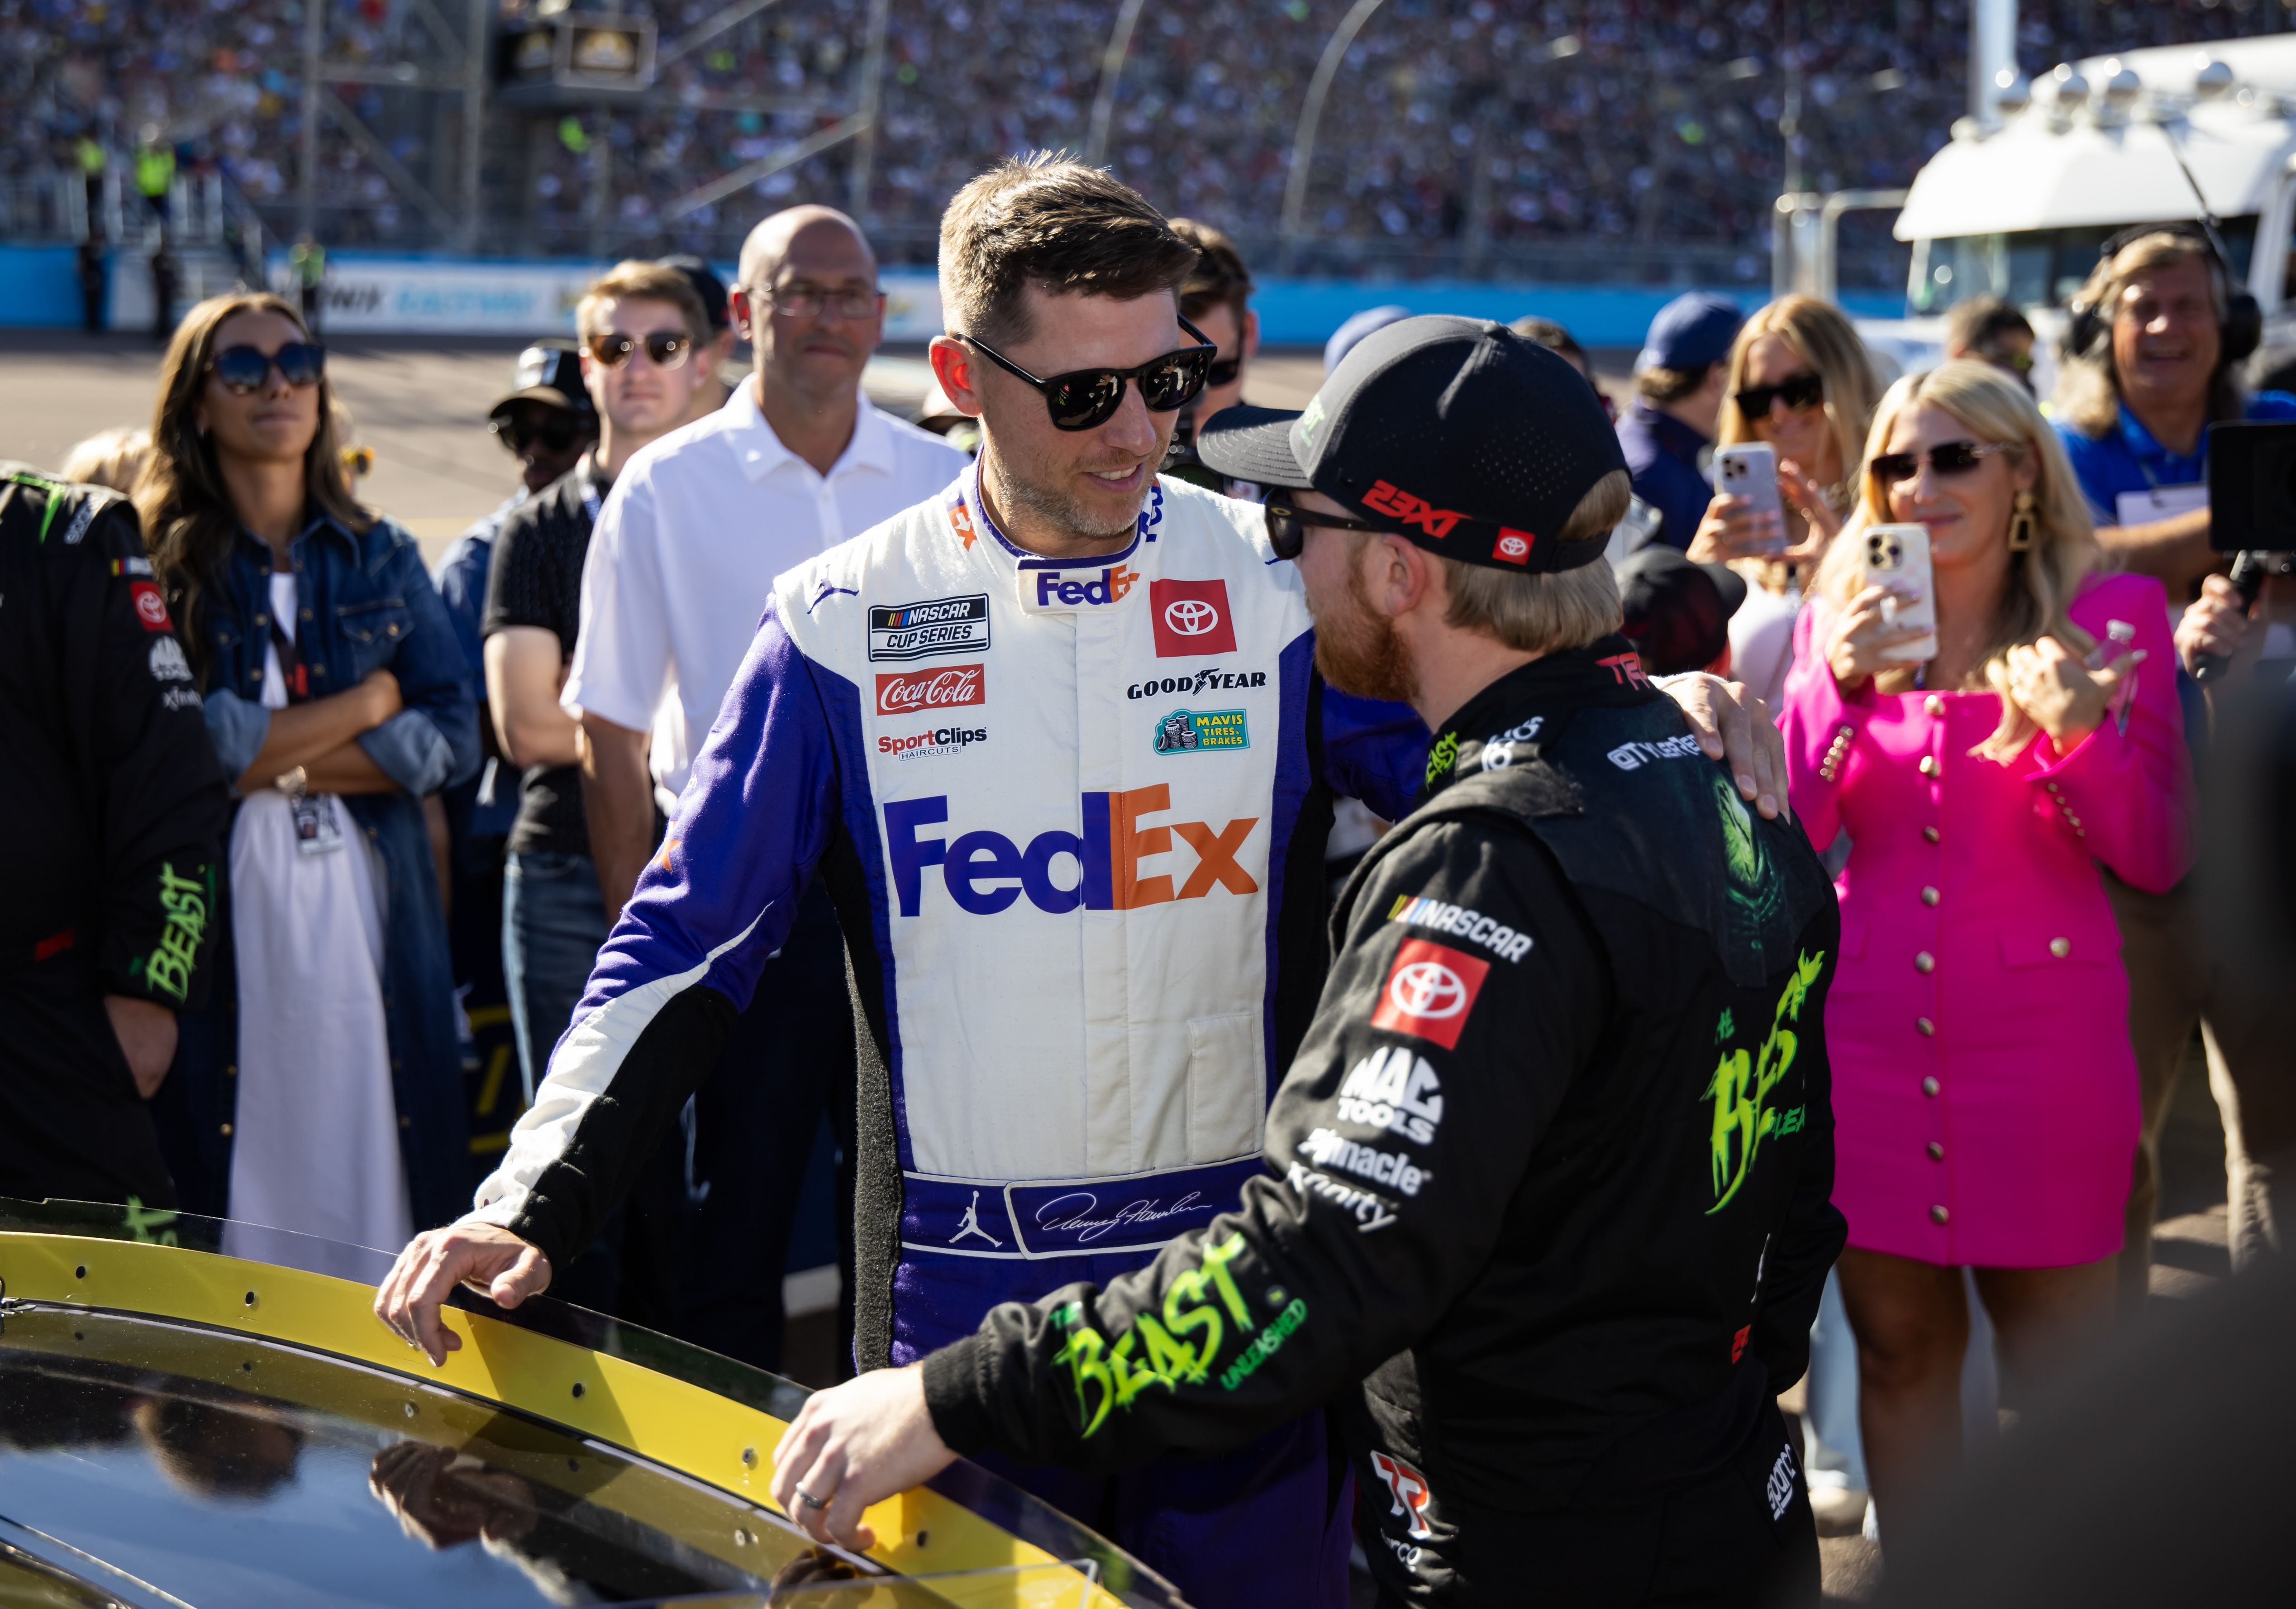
{"left": 1859, "top": 524, "right": 1938, "bottom": 663}
{"left": 1714, "top": 443, "right": 1787, "bottom": 557}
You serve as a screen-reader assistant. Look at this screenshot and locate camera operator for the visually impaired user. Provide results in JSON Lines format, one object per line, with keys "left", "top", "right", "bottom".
{"left": 2167, "top": 572, "right": 2296, "bottom": 1267}
{"left": 2053, "top": 228, "right": 2296, "bottom": 1299}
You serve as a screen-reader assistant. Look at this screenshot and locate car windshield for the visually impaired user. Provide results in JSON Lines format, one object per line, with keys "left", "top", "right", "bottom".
{"left": 1907, "top": 216, "right": 2259, "bottom": 314}
{"left": 0, "top": 1198, "right": 1171, "bottom": 1609}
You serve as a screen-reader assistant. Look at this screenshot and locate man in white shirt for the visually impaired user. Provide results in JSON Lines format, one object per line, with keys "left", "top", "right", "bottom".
{"left": 561, "top": 205, "right": 967, "bottom": 1370}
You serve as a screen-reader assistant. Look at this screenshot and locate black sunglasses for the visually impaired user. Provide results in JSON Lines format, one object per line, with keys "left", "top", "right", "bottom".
{"left": 1733, "top": 370, "right": 1824, "bottom": 419}
{"left": 1868, "top": 439, "right": 2013, "bottom": 485}
{"left": 587, "top": 329, "right": 694, "bottom": 369}
{"left": 491, "top": 412, "right": 587, "bottom": 456}
{"left": 1262, "top": 498, "right": 1390, "bottom": 561}
{"left": 211, "top": 341, "right": 324, "bottom": 394}
{"left": 1207, "top": 355, "right": 1243, "bottom": 388}
{"left": 960, "top": 317, "right": 1217, "bottom": 431}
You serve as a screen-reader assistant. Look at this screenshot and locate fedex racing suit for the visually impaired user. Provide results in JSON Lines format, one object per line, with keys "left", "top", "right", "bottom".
{"left": 472, "top": 466, "right": 1425, "bottom": 1606}
{"left": 921, "top": 643, "right": 1846, "bottom": 1607}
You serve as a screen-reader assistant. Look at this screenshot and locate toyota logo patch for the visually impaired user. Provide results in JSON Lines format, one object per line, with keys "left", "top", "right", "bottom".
{"left": 1369, "top": 937, "right": 1490, "bottom": 1049}
{"left": 1164, "top": 598, "right": 1219, "bottom": 636}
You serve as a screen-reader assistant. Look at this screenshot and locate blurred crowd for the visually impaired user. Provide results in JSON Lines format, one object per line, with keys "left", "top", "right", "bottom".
{"left": 3, "top": 0, "right": 2276, "bottom": 262}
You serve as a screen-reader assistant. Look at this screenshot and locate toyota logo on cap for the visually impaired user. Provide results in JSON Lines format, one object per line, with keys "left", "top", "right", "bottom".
{"left": 1387, "top": 961, "right": 1467, "bottom": 1020}
{"left": 1164, "top": 597, "right": 1219, "bottom": 636}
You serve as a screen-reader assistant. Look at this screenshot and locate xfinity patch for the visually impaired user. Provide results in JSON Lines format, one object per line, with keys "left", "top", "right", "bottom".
{"left": 869, "top": 594, "right": 990, "bottom": 661}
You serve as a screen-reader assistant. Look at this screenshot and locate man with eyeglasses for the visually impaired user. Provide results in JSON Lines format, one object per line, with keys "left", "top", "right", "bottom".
{"left": 376, "top": 160, "right": 1788, "bottom": 1609}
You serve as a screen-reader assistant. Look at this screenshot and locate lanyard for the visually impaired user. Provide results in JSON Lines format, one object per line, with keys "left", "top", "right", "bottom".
{"left": 269, "top": 605, "right": 309, "bottom": 703}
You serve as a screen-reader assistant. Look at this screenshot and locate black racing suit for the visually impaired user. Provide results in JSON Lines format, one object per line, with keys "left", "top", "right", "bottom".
{"left": 925, "top": 640, "right": 1845, "bottom": 1605}
{"left": 0, "top": 467, "right": 229, "bottom": 1206}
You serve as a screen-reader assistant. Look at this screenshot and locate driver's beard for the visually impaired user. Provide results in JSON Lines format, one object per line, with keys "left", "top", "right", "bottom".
{"left": 990, "top": 438, "right": 1147, "bottom": 543}
{"left": 1312, "top": 559, "right": 1417, "bottom": 704}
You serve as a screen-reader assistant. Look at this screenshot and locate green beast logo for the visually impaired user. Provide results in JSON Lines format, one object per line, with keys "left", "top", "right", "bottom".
{"left": 1051, "top": 1233, "right": 1306, "bottom": 1438}
{"left": 1426, "top": 731, "right": 1459, "bottom": 784}
{"left": 133, "top": 862, "right": 212, "bottom": 1004}
{"left": 1703, "top": 949, "right": 1826, "bottom": 1214}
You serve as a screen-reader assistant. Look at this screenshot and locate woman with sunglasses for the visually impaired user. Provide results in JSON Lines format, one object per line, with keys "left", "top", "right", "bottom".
{"left": 1691, "top": 297, "right": 1885, "bottom": 708}
{"left": 136, "top": 293, "right": 479, "bottom": 1251}
{"left": 1779, "top": 361, "right": 2194, "bottom": 1538}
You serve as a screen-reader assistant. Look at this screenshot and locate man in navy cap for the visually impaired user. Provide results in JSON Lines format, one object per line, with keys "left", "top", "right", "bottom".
{"left": 1617, "top": 291, "right": 1743, "bottom": 550}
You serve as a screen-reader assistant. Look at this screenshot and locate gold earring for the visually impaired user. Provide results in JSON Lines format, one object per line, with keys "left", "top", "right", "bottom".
{"left": 2008, "top": 489, "right": 2036, "bottom": 552}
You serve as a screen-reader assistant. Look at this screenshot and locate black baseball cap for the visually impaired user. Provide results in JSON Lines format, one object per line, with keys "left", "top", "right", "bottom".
{"left": 488, "top": 341, "right": 596, "bottom": 423}
{"left": 1615, "top": 545, "right": 1747, "bottom": 675}
{"left": 659, "top": 253, "right": 732, "bottom": 334}
{"left": 1196, "top": 315, "right": 1627, "bottom": 573}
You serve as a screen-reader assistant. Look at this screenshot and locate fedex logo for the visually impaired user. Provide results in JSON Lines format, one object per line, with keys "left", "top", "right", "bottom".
{"left": 885, "top": 786, "right": 1259, "bottom": 917}
{"left": 1369, "top": 1451, "right": 1434, "bottom": 1540}
{"left": 1029, "top": 564, "right": 1138, "bottom": 610}
{"left": 1361, "top": 480, "right": 1466, "bottom": 539}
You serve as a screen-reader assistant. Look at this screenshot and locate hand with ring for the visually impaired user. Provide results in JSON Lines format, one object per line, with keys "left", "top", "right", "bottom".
{"left": 769, "top": 1365, "right": 958, "bottom": 1549}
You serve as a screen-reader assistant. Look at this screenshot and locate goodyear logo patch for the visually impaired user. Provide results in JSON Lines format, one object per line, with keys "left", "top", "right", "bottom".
{"left": 1152, "top": 708, "right": 1248, "bottom": 755}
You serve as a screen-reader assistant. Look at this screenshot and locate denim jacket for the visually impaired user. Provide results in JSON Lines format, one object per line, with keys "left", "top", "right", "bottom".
{"left": 152, "top": 510, "right": 481, "bottom": 1232}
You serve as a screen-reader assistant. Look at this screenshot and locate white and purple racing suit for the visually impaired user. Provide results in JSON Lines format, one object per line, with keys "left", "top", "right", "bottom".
{"left": 472, "top": 465, "right": 1424, "bottom": 1606}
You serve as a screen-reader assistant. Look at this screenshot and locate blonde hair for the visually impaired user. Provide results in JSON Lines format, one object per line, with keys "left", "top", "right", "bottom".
{"left": 1819, "top": 360, "right": 2101, "bottom": 761}
{"left": 1717, "top": 294, "right": 1882, "bottom": 485}
{"left": 2054, "top": 230, "right": 2242, "bottom": 438}
{"left": 1434, "top": 468, "right": 1633, "bottom": 654}
{"left": 59, "top": 426, "right": 152, "bottom": 493}
{"left": 574, "top": 259, "right": 710, "bottom": 344}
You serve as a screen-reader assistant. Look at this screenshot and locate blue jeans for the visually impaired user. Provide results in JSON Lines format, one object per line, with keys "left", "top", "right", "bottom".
{"left": 502, "top": 850, "right": 610, "bottom": 1104}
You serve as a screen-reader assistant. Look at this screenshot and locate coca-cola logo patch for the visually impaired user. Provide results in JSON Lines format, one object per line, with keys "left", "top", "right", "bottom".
{"left": 876, "top": 663, "right": 986, "bottom": 717}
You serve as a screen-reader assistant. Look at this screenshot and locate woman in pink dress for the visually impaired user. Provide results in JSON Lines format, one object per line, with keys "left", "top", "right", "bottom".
{"left": 1780, "top": 361, "right": 2194, "bottom": 1530}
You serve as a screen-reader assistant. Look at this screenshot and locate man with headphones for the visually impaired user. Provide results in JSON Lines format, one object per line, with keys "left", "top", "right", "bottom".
{"left": 2052, "top": 224, "right": 2293, "bottom": 595}
{"left": 2051, "top": 225, "right": 2296, "bottom": 1308}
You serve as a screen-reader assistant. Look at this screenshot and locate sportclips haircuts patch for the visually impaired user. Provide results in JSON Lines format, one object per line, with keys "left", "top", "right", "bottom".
{"left": 869, "top": 594, "right": 990, "bottom": 662}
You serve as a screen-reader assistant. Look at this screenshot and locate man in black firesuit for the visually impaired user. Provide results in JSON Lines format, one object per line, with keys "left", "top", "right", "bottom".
{"left": 0, "top": 467, "right": 229, "bottom": 1208}
{"left": 767, "top": 320, "right": 1844, "bottom": 1606}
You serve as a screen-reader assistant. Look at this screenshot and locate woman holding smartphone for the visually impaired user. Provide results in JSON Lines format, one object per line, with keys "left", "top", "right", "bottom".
{"left": 138, "top": 292, "right": 478, "bottom": 1251}
{"left": 1690, "top": 295, "right": 1883, "bottom": 707}
{"left": 1780, "top": 361, "right": 2193, "bottom": 1534}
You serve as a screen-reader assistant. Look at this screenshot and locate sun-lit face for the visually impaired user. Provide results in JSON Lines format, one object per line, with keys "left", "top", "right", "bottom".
{"left": 2111, "top": 253, "right": 2221, "bottom": 419}
{"left": 959, "top": 284, "right": 1190, "bottom": 545}
{"left": 197, "top": 310, "right": 320, "bottom": 468}
{"left": 1879, "top": 398, "right": 2034, "bottom": 581}
{"left": 580, "top": 296, "right": 714, "bottom": 438}
{"left": 1737, "top": 332, "right": 1836, "bottom": 482}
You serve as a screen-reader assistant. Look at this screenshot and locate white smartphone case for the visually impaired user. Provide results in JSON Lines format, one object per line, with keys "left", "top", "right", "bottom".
{"left": 1860, "top": 524, "right": 1939, "bottom": 664}
{"left": 1714, "top": 443, "right": 1786, "bottom": 556}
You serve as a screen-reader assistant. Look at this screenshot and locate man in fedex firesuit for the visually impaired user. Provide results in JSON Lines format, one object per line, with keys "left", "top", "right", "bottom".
{"left": 375, "top": 164, "right": 1796, "bottom": 1607}
{"left": 770, "top": 318, "right": 1844, "bottom": 1606}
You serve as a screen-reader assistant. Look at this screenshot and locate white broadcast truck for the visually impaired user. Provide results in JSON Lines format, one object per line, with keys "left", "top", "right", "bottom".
{"left": 1826, "top": 34, "right": 2296, "bottom": 398}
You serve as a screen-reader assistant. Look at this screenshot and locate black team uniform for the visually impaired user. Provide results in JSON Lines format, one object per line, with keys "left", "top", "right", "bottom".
{"left": 913, "top": 321, "right": 1844, "bottom": 1607}
{"left": 0, "top": 468, "right": 228, "bottom": 1205}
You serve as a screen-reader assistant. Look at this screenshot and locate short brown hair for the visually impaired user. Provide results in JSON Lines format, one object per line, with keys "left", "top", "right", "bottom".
{"left": 938, "top": 155, "right": 1200, "bottom": 347}
{"left": 1171, "top": 218, "right": 1253, "bottom": 325}
{"left": 1635, "top": 363, "right": 1713, "bottom": 405}
{"left": 1435, "top": 468, "right": 1633, "bottom": 653}
{"left": 575, "top": 259, "right": 709, "bottom": 345}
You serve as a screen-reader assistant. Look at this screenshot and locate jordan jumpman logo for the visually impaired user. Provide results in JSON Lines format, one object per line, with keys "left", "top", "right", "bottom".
{"left": 950, "top": 1189, "right": 1002, "bottom": 1247}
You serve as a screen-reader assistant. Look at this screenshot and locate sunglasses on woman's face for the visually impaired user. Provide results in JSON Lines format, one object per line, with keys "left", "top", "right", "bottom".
{"left": 1868, "top": 439, "right": 2014, "bottom": 486}
{"left": 210, "top": 342, "right": 325, "bottom": 394}
{"left": 1733, "top": 370, "right": 1825, "bottom": 419}
{"left": 587, "top": 329, "right": 694, "bottom": 369}
{"left": 1262, "top": 499, "right": 1390, "bottom": 561}
{"left": 961, "top": 317, "right": 1218, "bottom": 432}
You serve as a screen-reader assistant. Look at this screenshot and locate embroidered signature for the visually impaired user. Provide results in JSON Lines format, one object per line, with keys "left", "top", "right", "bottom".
{"left": 1034, "top": 1189, "right": 1206, "bottom": 1244}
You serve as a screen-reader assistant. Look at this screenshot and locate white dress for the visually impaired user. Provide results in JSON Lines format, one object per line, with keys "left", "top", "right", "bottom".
{"left": 225, "top": 571, "right": 414, "bottom": 1254}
